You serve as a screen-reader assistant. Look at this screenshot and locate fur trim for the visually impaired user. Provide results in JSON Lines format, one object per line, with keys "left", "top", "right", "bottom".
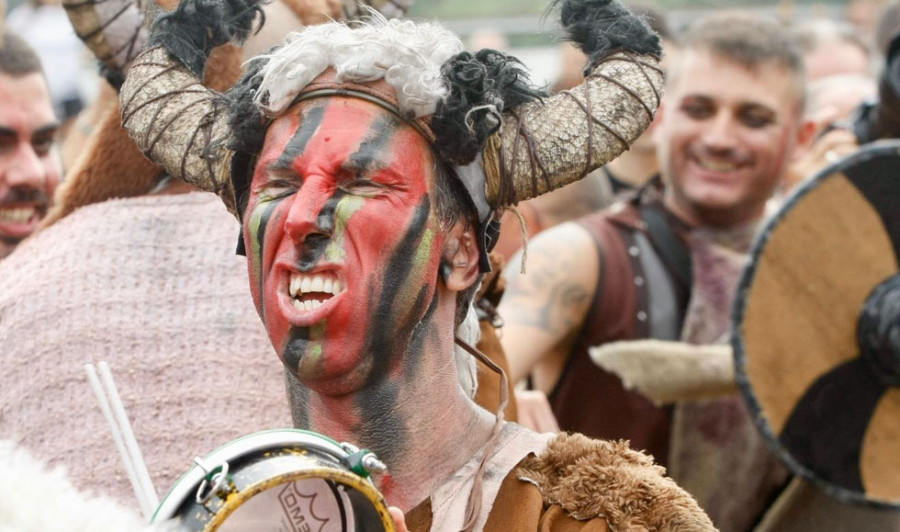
{"left": 251, "top": 13, "right": 462, "bottom": 118}
{"left": 0, "top": 440, "right": 174, "bottom": 532}
{"left": 589, "top": 340, "right": 736, "bottom": 405}
{"left": 454, "top": 302, "right": 481, "bottom": 398}
{"left": 148, "top": 0, "right": 263, "bottom": 77}
{"left": 552, "top": 0, "right": 661, "bottom": 69}
{"left": 517, "top": 433, "right": 717, "bottom": 531}
{"left": 431, "top": 49, "right": 545, "bottom": 165}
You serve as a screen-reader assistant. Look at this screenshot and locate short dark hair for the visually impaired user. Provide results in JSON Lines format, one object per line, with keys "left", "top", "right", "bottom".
{"left": 0, "top": 31, "right": 44, "bottom": 77}
{"left": 673, "top": 12, "right": 806, "bottom": 111}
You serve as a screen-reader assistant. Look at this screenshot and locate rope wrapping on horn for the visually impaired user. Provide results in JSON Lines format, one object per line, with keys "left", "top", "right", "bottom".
{"left": 484, "top": 0, "right": 664, "bottom": 208}
{"left": 62, "top": 0, "right": 148, "bottom": 88}
{"left": 120, "top": 46, "right": 239, "bottom": 213}
{"left": 339, "top": 0, "right": 412, "bottom": 19}
{"left": 117, "top": 0, "right": 265, "bottom": 215}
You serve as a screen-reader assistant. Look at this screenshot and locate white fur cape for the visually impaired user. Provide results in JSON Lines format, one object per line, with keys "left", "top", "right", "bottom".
{"left": 0, "top": 441, "right": 175, "bottom": 532}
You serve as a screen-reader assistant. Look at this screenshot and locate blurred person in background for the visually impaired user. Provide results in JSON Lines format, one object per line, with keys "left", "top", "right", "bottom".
{"left": 782, "top": 18, "right": 888, "bottom": 191}
{"left": 780, "top": 73, "right": 875, "bottom": 191}
{"left": 845, "top": 0, "right": 889, "bottom": 38}
{"left": 875, "top": 0, "right": 900, "bottom": 53}
{"left": 0, "top": 30, "right": 60, "bottom": 260}
{"left": 500, "top": 13, "right": 815, "bottom": 531}
{"left": 0, "top": 0, "right": 354, "bottom": 508}
{"left": 793, "top": 18, "right": 877, "bottom": 81}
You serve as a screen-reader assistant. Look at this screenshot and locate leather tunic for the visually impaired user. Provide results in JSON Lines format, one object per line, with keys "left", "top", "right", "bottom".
{"left": 546, "top": 192, "right": 689, "bottom": 467}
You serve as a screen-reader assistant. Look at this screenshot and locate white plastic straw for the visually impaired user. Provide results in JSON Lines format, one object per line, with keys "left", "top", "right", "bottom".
{"left": 84, "top": 363, "right": 159, "bottom": 519}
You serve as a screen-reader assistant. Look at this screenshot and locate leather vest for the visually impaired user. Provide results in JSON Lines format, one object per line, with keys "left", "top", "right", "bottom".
{"left": 546, "top": 198, "right": 688, "bottom": 466}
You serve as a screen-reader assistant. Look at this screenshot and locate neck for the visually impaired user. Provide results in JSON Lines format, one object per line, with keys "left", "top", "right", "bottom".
{"left": 287, "top": 306, "right": 495, "bottom": 511}
{"left": 663, "top": 189, "right": 765, "bottom": 232}
{"left": 606, "top": 147, "right": 658, "bottom": 186}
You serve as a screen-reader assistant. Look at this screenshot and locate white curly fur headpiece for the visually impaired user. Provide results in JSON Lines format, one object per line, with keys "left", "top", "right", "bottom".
{"left": 253, "top": 12, "right": 463, "bottom": 118}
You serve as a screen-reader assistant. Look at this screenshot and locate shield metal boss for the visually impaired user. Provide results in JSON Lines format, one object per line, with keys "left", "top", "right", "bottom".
{"left": 732, "top": 140, "right": 900, "bottom": 509}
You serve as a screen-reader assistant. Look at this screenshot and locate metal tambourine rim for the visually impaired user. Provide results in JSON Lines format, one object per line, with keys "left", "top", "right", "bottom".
{"left": 151, "top": 429, "right": 395, "bottom": 530}
{"left": 731, "top": 140, "right": 900, "bottom": 511}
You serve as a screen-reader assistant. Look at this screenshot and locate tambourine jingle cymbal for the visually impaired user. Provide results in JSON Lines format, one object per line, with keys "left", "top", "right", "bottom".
{"left": 153, "top": 429, "right": 395, "bottom": 532}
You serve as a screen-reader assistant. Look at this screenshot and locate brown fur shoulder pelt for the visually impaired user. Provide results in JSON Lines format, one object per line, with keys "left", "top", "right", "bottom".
{"left": 42, "top": 103, "right": 159, "bottom": 228}
{"left": 43, "top": 44, "right": 243, "bottom": 229}
{"left": 516, "top": 432, "right": 718, "bottom": 532}
{"left": 203, "top": 43, "right": 243, "bottom": 92}
{"left": 278, "top": 0, "right": 342, "bottom": 25}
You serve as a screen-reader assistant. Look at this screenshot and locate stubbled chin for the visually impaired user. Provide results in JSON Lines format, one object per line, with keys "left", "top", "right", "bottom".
{"left": 294, "top": 361, "right": 371, "bottom": 397}
{"left": 0, "top": 219, "right": 39, "bottom": 241}
{"left": 282, "top": 338, "right": 371, "bottom": 395}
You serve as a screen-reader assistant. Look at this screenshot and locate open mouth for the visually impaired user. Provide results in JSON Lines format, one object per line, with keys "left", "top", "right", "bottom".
{"left": 0, "top": 205, "right": 41, "bottom": 238}
{"left": 288, "top": 271, "right": 344, "bottom": 312}
{"left": 693, "top": 155, "right": 745, "bottom": 173}
{"left": 0, "top": 206, "right": 39, "bottom": 224}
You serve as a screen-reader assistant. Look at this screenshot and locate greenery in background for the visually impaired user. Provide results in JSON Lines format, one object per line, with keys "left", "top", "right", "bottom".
{"left": 409, "top": 0, "right": 848, "bottom": 19}
{"left": 409, "top": 0, "right": 549, "bottom": 18}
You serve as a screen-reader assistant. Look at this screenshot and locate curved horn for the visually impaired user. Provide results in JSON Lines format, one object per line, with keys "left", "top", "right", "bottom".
{"left": 117, "top": 0, "right": 419, "bottom": 216}
{"left": 50, "top": 0, "right": 248, "bottom": 227}
{"left": 484, "top": 0, "right": 664, "bottom": 208}
{"left": 115, "top": 0, "right": 265, "bottom": 215}
{"left": 120, "top": 45, "right": 239, "bottom": 212}
{"left": 61, "top": 0, "right": 173, "bottom": 79}
{"left": 340, "top": 0, "right": 413, "bottom": 19}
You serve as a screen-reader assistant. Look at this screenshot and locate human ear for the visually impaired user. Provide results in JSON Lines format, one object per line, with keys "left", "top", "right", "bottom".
{"left": 441, "top": 223, "right": 481, "bottom": 292}
{"left": 793, "top": 116, "right": 819, "bottom": 157}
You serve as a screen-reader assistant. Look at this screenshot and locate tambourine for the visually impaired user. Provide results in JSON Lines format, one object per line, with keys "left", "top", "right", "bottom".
{"left": 152, "top": 429, "right": 395, "bottom": 531}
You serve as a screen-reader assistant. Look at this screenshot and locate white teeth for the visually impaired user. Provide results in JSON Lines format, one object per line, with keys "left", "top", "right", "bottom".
{"left": 287, "top": 272, "right": 345, "bottom": 304}
{"left": 697, "top": 158, "right": 739, "bottom": 172}
{"left": 311, "top": 276, "right": 324, "bottom": 293}
{"left": 0, "top": 207, "right": 35, "bottom": 223}
{"left": 293, "top": 299, "right": 325, "bottom": 312}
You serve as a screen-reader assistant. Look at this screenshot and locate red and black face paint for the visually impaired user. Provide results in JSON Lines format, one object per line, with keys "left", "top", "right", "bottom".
{"left": 243, "top": 96, "right": 450, "bottom": 398}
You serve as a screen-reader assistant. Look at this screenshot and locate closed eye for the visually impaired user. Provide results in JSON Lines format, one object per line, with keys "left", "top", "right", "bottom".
{"left": 259, "top": 176, "right": 300, "bottom": 201}
{"left": 339, "top": 178, "right": 387, "bottom": 197}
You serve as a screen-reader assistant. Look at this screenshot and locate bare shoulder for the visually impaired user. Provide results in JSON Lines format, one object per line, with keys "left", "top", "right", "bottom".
{"left": 500, "top": 222, "right": 600, "bottom": 337}
{"left": 498, "top": 220, "right": 601, "bottom": 386}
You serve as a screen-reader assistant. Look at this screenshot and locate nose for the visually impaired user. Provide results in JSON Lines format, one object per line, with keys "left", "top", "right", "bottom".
{"left": 700, "top": 113, "right": 740, "bottom": 153}
{"left": 6, "top": 143, "right": 47, "bottom": 190}
{"left": 283, "top": 175, "right": 335, "bottom": 244}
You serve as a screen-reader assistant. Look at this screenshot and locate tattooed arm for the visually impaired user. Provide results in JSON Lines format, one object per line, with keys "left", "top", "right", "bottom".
{"left": 498, "top": 222, "right": 600, "bottom": 391}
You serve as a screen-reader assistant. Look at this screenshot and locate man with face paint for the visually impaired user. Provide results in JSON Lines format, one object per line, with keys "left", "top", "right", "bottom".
{"left": 0, "top": 31, "right": 60, "bottom": 260}
{"left": 115, "top": 0, "right": 717, "bottom": 529}
{"left": 0, "top": 0, "right": 386, "bottom": 509}
{"left": 500, "top": 13, "right": 817, "bottom": 532}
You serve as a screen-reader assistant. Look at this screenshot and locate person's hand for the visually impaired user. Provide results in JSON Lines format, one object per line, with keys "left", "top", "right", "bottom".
{"left": 389, "top": 506, "right": 409, "bottom": 532}
{"left": 784, "top": 125, "right": 858, "bottom": 192}
{"left": 514, "top": 390, "right": 560, "bottom": 433}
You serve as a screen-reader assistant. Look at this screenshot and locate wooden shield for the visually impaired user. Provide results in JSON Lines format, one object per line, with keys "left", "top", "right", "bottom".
{"left": 733, "top": 140, "right": 900, "bottom": 509}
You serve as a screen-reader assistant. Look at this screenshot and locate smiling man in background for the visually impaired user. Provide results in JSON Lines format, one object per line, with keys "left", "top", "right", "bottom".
{"left": 500, "top": 12, "right": 816, "bottom": 532}
{"left": 0, "top": 30, "right": 60, "bottom": 260}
